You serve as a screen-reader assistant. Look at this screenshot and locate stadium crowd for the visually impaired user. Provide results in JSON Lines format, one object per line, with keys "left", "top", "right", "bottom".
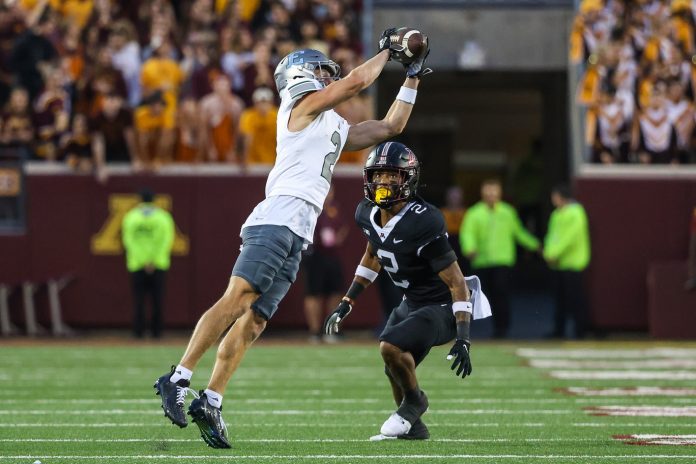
{"left": 0, "top": 0, "right": 370, "bottom": 178}
{"left": 572, "top": 0, "right": 696, "bottom": 164}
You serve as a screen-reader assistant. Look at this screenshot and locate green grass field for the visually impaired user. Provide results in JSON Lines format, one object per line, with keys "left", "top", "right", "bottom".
{"left": 2, "top": 340, "right": 696, "bottom": 463}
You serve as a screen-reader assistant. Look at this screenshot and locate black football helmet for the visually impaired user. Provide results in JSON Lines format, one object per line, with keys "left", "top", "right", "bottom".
{"left": 364, "top": 142, "right": 420, "bottom": 208}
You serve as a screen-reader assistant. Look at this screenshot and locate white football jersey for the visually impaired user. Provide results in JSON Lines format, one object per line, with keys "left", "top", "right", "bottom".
{"left": 265, "top": 94, "right": 350, "bottom": 209}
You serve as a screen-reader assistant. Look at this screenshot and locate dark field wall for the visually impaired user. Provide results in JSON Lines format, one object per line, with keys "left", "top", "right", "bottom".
{"left": 576, "top": 172, "right": 696, "bottom": 336}
{"left": 3, "top": 171, "right": 695, "bottom": 335}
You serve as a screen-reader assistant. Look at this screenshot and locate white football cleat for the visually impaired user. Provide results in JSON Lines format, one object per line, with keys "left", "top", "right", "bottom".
{"left": 369, "top": 433, "right": 397, "bottom": 441}
{"left": 380, "top": 413, "right": 412, "bottom": 436}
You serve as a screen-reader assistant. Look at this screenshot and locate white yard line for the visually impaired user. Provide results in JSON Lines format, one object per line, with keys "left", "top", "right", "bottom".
{"left": 550, "top": 370, "right": 696, "bottom": 380}
{"left": 516, "top": 348, "right": 696, "bottom": 358}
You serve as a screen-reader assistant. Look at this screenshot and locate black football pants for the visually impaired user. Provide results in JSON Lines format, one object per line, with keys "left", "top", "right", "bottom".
{"left": 131, "top": 269, "right": 166, "bottom": 338}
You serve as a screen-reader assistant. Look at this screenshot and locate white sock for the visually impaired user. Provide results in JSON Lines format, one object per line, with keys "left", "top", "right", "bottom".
{"left": 169, "top": 365, "right": 192, "bottom": 383}
{"left": 204, "top": 389, "right": 223, "bottom": 408}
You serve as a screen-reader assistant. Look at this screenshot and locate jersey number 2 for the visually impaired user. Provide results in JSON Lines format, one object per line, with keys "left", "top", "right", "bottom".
{"left": 377, "top": 249, "right": 410, "bottom": 289}
{"left": 321, "top": 131, "right": 341, "bottom": 183}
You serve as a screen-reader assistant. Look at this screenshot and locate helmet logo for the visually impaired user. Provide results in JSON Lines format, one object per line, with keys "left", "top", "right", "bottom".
{"left": 407, "top": 151, "right": 417, "bottom": 166}
{"left": 378, "top": 155, "right": 387, "bottom": 165}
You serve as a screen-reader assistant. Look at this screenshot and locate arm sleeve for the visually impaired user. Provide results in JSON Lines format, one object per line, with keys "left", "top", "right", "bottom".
{"left": 419, "top": 234, "right": 457, "bottom": 273}
{"left": 512, "top": 207, "right": 540, "bottom": 250}
{"left": 416, "top": 209, "right": 457, "bottom": 273}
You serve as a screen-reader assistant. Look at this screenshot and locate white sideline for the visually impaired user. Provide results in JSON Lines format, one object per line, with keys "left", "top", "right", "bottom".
{"left": 4, "top": 455, "right": 696, "bottom": 460}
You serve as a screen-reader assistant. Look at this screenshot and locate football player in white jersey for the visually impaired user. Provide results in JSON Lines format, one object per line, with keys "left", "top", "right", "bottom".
{"left": 154, "top": 30, "right": 432, "bottom": 448}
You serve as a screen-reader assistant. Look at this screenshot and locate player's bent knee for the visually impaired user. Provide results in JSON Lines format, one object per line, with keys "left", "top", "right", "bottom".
{"left": 380, "top": 341, "right": 402, "bottom": 363}
{"left": 246, "top": 312, "right": 267, "bottom": 342}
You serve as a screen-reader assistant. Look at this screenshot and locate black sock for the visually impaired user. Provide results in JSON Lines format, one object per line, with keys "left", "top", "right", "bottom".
{"left": 404, "top": 388, "right": 420, "bottom": 403}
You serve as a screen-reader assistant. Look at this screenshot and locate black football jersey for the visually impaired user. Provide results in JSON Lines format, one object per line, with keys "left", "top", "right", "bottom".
{"left": 355, "top": 198, "right": 457, "bottom": 305}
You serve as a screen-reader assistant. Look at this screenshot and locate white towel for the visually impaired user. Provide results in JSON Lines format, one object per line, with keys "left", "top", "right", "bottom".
{"left": 464, "top": 275, "right": 492, "bottom": 320}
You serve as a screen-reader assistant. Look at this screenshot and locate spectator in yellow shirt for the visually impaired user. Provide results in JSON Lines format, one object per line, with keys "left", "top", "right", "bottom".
{"left": 137, "top": 40, "right": 185, "bottom": 164}
{"left": 238, "top": 87, "right": 277, "bottom": 165}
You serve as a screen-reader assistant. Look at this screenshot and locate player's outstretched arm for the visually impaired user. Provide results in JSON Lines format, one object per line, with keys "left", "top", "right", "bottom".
{"left": 343, "top": 77, "right": 421, "bottom": 151}
{"left": 293, "top": 50, "right": 391, "bottom": 125}
{"left": 439, "top": 262, "right": 474, "bottom": 379}
{"left": 324, "top": 243, "right": 382, "bottom": 335}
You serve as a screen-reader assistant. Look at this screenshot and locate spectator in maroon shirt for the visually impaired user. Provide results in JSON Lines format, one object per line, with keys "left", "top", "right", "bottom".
{"left": 90, "top": 92, "right": 137, "bottom": 167}
{"left": 240, "top": 41, "right": 274, "bottom": 106}
{"left": 60, "top": 113, "right": 94, "bottom": 173}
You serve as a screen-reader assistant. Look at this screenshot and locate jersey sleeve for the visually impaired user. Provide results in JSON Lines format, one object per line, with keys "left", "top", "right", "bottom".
{"left": 415, "top": 207, "right": 457, "bottom": 273}
{"left": 354, "top": 199, "right": 369, "bottom": 228}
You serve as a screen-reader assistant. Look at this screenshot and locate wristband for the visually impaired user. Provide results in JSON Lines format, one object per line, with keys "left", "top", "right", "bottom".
{"left": 355, "top": 265, "right": 379, "bottom": 283}
{"left": 396, "top": 86, "right": 417, "bottom": 105}
{"left": 456, "top": 320, "right": 471, "bottom": 341}
{"left": 452, "top": 301, "right": 473, "bottom": 315}
{"left": 345, "top": 280, "right": 366, "bottom": 301}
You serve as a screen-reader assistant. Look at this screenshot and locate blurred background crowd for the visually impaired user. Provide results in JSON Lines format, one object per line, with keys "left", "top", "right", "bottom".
{"left": 573, "top": 0, "right": 696, "bottom": 164}
{"left": 0, "top": 0, "right": 370, "bottom": 180}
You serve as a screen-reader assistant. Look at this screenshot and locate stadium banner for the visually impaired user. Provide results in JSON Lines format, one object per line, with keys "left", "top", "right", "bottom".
{"left": 0, "top": 172, "right": 382, "bottom": 329}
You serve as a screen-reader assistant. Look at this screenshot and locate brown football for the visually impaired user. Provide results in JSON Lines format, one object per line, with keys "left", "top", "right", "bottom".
{"left": 390, "top": 27, "right": 428, "bottom": 64}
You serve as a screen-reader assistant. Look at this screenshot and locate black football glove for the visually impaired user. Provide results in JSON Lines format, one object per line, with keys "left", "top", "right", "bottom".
{"left": 405, "top": 48, "right": 432, "bottom": 79}
{"left": 446, "top": 339, "right": 472, "bottom": 378}
{"left": 324, "top": 299, "right": 353, "bottom": 335}
{"left": 378, "top": 27, "right": 405, "bottom": 58}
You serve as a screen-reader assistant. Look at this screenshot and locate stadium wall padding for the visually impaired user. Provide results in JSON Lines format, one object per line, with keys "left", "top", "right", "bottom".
{"left": 576, "top": 176, "right": 696, "bottom": 331}
{"left": 0, "top": 173, "right": 382, "bottom": 330}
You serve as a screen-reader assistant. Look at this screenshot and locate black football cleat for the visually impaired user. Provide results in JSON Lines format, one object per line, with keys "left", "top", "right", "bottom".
{"left": 398, "top": 418, "right": 430, "bottom": 440}
{"left": 188, "top": 392, "right": 231, "bottom": 449}
{"left": 153, "top": 366, "right": 192, "bottom": 428}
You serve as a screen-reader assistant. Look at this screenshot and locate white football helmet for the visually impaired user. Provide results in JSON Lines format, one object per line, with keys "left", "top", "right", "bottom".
{"left": 274, "top": 49, "right": 341, "bottom": 101}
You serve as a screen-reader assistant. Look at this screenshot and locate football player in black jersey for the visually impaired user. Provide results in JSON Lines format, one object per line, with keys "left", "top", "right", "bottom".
{"left": 324, "top": 141, "right": 474, "bottom": 441}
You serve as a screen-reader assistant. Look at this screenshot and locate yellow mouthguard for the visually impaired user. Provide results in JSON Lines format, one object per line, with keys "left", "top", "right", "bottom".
{"left": 375, "top": 187, "right": 392, "bottom": 203}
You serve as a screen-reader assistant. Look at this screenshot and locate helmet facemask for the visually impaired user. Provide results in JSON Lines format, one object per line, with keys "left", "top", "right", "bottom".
{"left": 364, "top": 168, "right": 414, "bottom": 209}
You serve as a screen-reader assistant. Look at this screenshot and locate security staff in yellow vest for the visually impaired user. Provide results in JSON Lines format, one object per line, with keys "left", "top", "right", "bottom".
{"left": 461, "top": 179, "right": 541, "bottom": 338}
{"left": 544, "top": 185, "right": 591, "bottom": 339}
{"left": 122, "top": 189, "right": 175, "bottom": 338}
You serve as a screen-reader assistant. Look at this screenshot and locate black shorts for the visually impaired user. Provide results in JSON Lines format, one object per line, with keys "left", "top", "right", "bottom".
{"left": 302, "top": 250, "right": 344, "bottom": 297}
{"left": 379, "top": 299, "right": 457, "bottom": 366}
